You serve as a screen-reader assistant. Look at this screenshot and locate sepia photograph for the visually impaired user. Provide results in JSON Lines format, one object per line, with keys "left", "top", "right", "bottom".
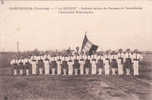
{"left": 0, "top": 1, "right": 152, "bottom": 100}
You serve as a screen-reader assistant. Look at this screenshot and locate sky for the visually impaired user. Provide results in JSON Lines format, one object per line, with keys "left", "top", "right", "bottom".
{"left": 0, "top": 1, "right": 152, "bottom": 52}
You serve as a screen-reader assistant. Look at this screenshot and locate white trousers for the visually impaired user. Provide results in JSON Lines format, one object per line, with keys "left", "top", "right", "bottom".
{"left": 57, "top": 64, "right": 61, "bottom": 75}
{"left": 98, "top": 68, "right": 102, "bottom": 75}
{"left": 44, "top": 65, "right": 50, "bottom": 75}
{"left": 126, "top": 68, "right": 130, "bottom": 75}
{"left": 133, "top": 61, "right": 139, "bottom": 76}
{"left": 13, "top": 69, "right": 17, "bottom": 75}
{"left": 39, "top": 68, "right": 43, "bottom": 75}
{"left": 105, "top": 65, "right": 110, "bottom": 75}
{"left": 92, "top": 64, "right": 97, "bottom": 75}
{"left": 26, "top": 69, "right": 29, "bottom": 75}
{"left": 52, "top": 68, "right": 56, "bottom": 75}
{"left": 68, "top": 64, "right": 73, "bottom": 75}
{"left": 63, "top": 69, "right": 67, "bottom": 75}
{"left": 80, "top": 64, "right": 84, "bottom": 75}
{"left": 112, "top": 68, "right": 116, "bottom": 75}
{"left": 85, "top": 68, "right": 89, "bottom": 75}
{"left": 32, "top": 65, "right": 37, "bottom": 75}
{"left": 19, "top": 69, "right": 23, "bottom": 75}
{"left": 118, "top": 64, "right": 123, "bottom": 75}
{"left": 74, "top": 69, "right": 78, "bottom": 75}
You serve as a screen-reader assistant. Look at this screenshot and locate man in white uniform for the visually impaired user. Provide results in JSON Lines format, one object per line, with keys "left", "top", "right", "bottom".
{"left": 84, "top": 58, "right": 91, "bottom": 75}
{"left": 18, "top": 59, "right": 24, "bottom": 75}
{"left": 79, "top": 55, "right": 85, "bottom": 75}
{"left": 132, "top": 51, "right": 143, "bottom": 76}
{"left": 117, "top": 58, "right": 123, "bottom": 75}
{"left": 44, "top": 57, "right": 50, "bottom": 75}
{"left": 124, "top": 51, "right": 132, "bottom": 75}
{"left": 96, "top": 56, "right": 104, "bottom": 75}
{"left": 37, "top": 56, "right": 44, "bottom": 75}
{"left": 57, "top": 56, "right": 62, "bottom": 75}
{"left": 51, "top": 57, "right": 57, "bottom": 75}
{"left": 91, "top": 55, "right": 97, "bottom": 75}
{"left": 104, "top": 54, "right": 110, "bottom": 75}
{"left": 10, "top": 59, "right": 17, "bottom": 75}
{"left": 30, "top": 56, "right": 37, "bottom": 75}
{"left": 23, "top": 58, "right": 27, "bottom": 75}
{"left": 25, "top": 58, "right": 32, "bottom": 75}
{"left": 117, "top": 51, "right": 124, "bottom": 75}
{"left": 73, "top": 58, "right": 80, "bottom": 75}
{"left": 62, "top": 57, "right": 68, "bottom": 75}
{"left": 110, "top": 52, "right": 118, "bottom": 75}
{"left": 68, "top": 57, "right": 73, "bottom": 75}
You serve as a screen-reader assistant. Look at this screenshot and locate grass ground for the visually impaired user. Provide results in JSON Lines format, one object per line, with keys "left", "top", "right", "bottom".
{"left": 0, "top": 53, "right": 152, "bottom": 100}
{"left": 0, "top": 75, "right": 151, "bottom": 100}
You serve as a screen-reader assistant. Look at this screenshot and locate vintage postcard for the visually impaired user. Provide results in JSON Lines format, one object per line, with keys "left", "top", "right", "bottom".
{"left": 0, "top": 0, "right": 152, "bottom": 100}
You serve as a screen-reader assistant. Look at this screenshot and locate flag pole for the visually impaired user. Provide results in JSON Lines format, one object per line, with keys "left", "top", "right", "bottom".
{"left": 85, "top": 31, "right": 87, "bottom": 35}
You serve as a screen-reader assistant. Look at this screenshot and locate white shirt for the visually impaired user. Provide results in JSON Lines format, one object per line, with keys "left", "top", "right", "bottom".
{"left": 10, "top": 59, "right": 15, "bottom": 65}
{"left": 132, "top": 53, "right": 143, "bottom": 60}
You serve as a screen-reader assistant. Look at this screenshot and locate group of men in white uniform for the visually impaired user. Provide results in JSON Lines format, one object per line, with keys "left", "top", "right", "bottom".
{"left": 10, "top": 51, "right": 143, "bottom": 76}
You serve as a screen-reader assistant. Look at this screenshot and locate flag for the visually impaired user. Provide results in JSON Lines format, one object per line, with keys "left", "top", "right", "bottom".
{"left": 81, "top": 34, "right": 98, "bottom": 55}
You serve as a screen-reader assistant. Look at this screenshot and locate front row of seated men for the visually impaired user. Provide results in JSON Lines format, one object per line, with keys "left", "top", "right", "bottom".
{"left": 10, "top": 52, "right": 143, "bottom": 76}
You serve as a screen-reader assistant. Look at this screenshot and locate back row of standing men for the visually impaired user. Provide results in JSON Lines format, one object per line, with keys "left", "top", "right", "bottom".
{"left": 10, "top": 51, "right": 143, "bottom": 76}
